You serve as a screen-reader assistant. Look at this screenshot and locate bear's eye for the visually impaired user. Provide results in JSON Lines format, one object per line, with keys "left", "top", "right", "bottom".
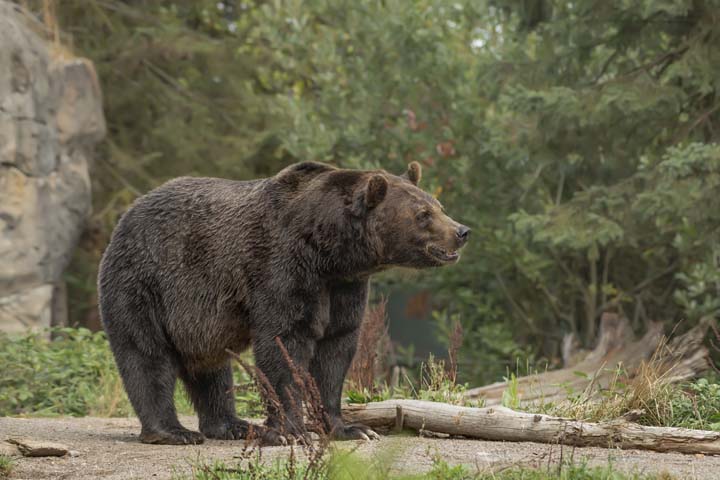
{"left": 416, "top": 210, "right": 432, "bottom": 222}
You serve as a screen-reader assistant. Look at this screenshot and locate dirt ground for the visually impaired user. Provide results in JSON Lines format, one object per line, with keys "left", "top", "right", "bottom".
{"left": 1, "top": 415, "right": 719, "bottom": 479}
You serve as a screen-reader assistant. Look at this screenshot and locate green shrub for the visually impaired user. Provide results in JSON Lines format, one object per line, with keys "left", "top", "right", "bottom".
{"left": 668, "top": 377, "right": 720, "bottom": 431}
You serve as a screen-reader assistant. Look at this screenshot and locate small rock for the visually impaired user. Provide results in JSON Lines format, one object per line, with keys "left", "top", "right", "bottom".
{"left": 7, "top": 438, "right": 69, "bottom": 457}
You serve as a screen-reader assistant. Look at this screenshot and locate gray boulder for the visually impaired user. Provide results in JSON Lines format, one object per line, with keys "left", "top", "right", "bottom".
{"left": 0, "top": 2, "right": 105, "bottom": 333}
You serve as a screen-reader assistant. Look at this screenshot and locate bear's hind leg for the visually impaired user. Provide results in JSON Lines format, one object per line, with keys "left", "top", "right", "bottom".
{"left": 114, "top": 341, "right": 204, "bottom": 445}
{"left": 181, "top": 363, "right": 250, "bottom": 440}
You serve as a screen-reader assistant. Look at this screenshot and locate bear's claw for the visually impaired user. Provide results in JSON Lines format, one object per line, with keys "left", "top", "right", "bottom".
{"left": 332, "top": 424, "right": 380, "bottom": 441}
{"left": 140, "top": 427, "right": 205, "bottom": 445}
{"left": 201, "top": 417, "right": 251, "bottom": 440}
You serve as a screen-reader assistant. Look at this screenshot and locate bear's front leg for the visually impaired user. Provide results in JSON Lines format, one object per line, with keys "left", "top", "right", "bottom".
{"left": 310, "top": 329, "right": 380, "bottom": 441}
{"left": 253, "top": 332, "right": 315, "bottom": 445}
{"left": 309, "top": 280, "right": 380, "bottom": 441}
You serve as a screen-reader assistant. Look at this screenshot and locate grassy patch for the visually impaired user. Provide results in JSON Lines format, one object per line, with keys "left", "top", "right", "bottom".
{"left": 1, "top": 327, "right": 716, "bottom": 434}
{"left": 469, "top": 463, "right": 674, "bottom": 480}
{"left": 177, "top": 455, "right": 674, "bottom": 480}
{"left": 0, "top": 328, "right": 132, "bottom": 417}
{"left": 0, "top": 328, "right": 262, "bottom": 418}
{"left": 0, "top": 455, "right": 14, "bottom": 479}
{"left": 178, "top": 458, "right": 316, "bottom": 480}
{"left": 518, "top": 361, "right": 720, "bottom": 432}
{"left": 346, "top": 354, "right": 482, "bottom": 407}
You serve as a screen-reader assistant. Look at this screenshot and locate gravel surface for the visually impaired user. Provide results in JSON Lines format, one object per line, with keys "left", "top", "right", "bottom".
{"left": 0, "top": 416, "right": 717, "bottom": 479}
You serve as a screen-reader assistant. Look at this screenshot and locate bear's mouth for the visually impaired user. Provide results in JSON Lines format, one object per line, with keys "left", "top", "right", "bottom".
{"left": 427, "top": 245, "right": 460, "bottom": 263}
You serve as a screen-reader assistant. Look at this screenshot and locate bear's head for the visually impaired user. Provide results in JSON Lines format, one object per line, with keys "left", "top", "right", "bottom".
{"left": 275, "top": 161, "right": 469, "bottom": 272}
{"left": 349, "top": 162, "right": 470, "bottom": 268}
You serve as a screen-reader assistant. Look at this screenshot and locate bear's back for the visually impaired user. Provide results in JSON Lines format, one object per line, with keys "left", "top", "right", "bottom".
{"left": 99, "top": 176, "right": 268, "bottom": 290}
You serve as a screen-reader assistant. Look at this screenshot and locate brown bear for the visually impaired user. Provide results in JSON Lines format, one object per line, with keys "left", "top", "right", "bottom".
{"left": 98, "top": 161, "right": 470, "bottom": 445}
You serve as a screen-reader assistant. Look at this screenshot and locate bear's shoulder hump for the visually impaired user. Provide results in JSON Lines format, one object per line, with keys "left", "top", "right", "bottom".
{"left": 274, "top": 161, "right": 337, "bottom": 188}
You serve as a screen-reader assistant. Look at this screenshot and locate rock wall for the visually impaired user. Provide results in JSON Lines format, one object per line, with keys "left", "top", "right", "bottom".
{"left": 0, "top": 2, "right": 105, "bottom": 334}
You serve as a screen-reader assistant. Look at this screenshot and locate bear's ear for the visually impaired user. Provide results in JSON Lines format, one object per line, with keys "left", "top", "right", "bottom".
{"left": 402, "top": 161, "right": 422, "bottom": 186}
{"left": 353, "top": 174, "right": 388, "bottom": 216}
{"left": 366, "top": 174, "right": 388, "bottom": 209}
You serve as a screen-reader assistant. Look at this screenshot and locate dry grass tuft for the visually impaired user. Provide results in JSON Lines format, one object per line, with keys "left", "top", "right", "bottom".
{"left": 227, "top": 340, "right": 332, "bottom": 477}
{"left": 15, "top": 0, "right": 74, "bottom": 59}
{"left": 543, "top": 337, "right": 693, "bottom": 426}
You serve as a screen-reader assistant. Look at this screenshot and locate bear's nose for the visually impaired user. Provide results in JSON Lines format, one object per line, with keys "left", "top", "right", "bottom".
{"left": 456, "top": 225, "right": 471, "bottom": 244}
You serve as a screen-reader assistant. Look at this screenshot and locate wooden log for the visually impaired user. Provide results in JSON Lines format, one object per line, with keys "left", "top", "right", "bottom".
{"left": 342, "top": 399, "right": 720, "bottom": 455}
{"left": 463, "top": 314, "right": 716, "bottom": 405}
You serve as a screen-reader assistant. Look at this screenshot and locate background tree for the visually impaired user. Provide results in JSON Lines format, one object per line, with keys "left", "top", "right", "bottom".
{"left": 34, "top": 0, "right": 720, "bottom": 384}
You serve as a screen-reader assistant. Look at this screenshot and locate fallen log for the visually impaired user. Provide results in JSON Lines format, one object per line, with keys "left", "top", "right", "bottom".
{"left": 342, "top": 399, "right": 720, "bottom": 455}
{"left": 463, "top": 314, "right": 716, "bottom": 406}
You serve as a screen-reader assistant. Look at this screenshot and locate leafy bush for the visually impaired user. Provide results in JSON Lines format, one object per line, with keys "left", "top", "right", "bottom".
{"left": 668, "top": 377, "right": 720, "bottom": 431}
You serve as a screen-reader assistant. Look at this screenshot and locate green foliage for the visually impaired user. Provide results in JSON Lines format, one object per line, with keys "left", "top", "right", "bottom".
{"left": 0, "top": 455, "right": 14, "bottom": 479}
{"left": 0, "top": 328, "right": 131, "bottom": 417}
{"left": 27, "top": 0, "right": 720, "bottom": 386}
{"left": 178, "top": 458, "right": 317, "bottom": 480}
{"left": 178, "top": 454, "right": 673, "bottom": 480}
{"left": 501, "top": 372, "right": 521, "bottom": 410}
{"left": 667, "top": 377, "right": 720, "bottom": 431}
{"left": 416, "top": 355, "right": 472, "bottom": 405}
{"left": 345, "top": 387, "right": 395, "bottom": 404}
{"left": 521, "top": 370, "right": 720, "bottom": 432}
{"left": 434, "top": 311, "right": 532, "bottom": 386}
{"left": 427, "top": 460, "right": 675, "bottom": 479}
{"left": 424, "top": 458, "right": 471, "bottom": 480}
{"left": 0, "top": 328, "right": 262, "bottom": 418}
{"left": 345, "top": 354, "right": 480, "bottom": 407}
{"left": 466, "top": 462, "right": 674, "bottom": 480}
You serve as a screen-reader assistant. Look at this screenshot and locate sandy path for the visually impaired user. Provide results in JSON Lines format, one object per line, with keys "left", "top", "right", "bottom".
{"left": 1, "top": 416, "right": 718, "bottom": 479}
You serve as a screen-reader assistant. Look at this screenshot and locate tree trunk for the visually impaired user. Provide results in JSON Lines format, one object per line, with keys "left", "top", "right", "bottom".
{"left": 463, "top": 314, "right": 716, "bottom": 406}
{"left": 342, "top": 399, "right": 720, "bottom": 455}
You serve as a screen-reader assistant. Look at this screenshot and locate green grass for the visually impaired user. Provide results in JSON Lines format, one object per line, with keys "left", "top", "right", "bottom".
{"left": 1, "top": 327, "right": 717, "bottom": 435}
{"left": 469, "top": 464, "right": 675, "bottom": 480}
{"left": 518, "top": 363, "right": 720, "bottom": 432}
{"left": 178, "top": 458, "right": 316, "bottom": 480}
{"left": 0, "top": 328, "right": 132, "bottom": 417}
{"left": 177, "top": 454, "right": 675, "bottom": 480}
{"left": 664, "top": 377, "right": 720, "bottom": 430}
{"left": 346, "top": 354, "right": 482, "bottom": 407}
{"left": 0, "top": 455, "right": 14, "bottom": 479}
{"left": 0, "top": 328, "right": 262, "bottom": 418}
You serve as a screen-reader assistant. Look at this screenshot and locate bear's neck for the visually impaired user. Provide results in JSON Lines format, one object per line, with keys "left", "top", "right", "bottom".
{"left": 288, "top": 221, "right": 382, "bottom": 279}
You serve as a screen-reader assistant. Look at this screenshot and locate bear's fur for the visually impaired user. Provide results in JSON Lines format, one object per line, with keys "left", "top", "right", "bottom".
{"left": 98, "top": 161, "right": 469, "bottom": 445}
